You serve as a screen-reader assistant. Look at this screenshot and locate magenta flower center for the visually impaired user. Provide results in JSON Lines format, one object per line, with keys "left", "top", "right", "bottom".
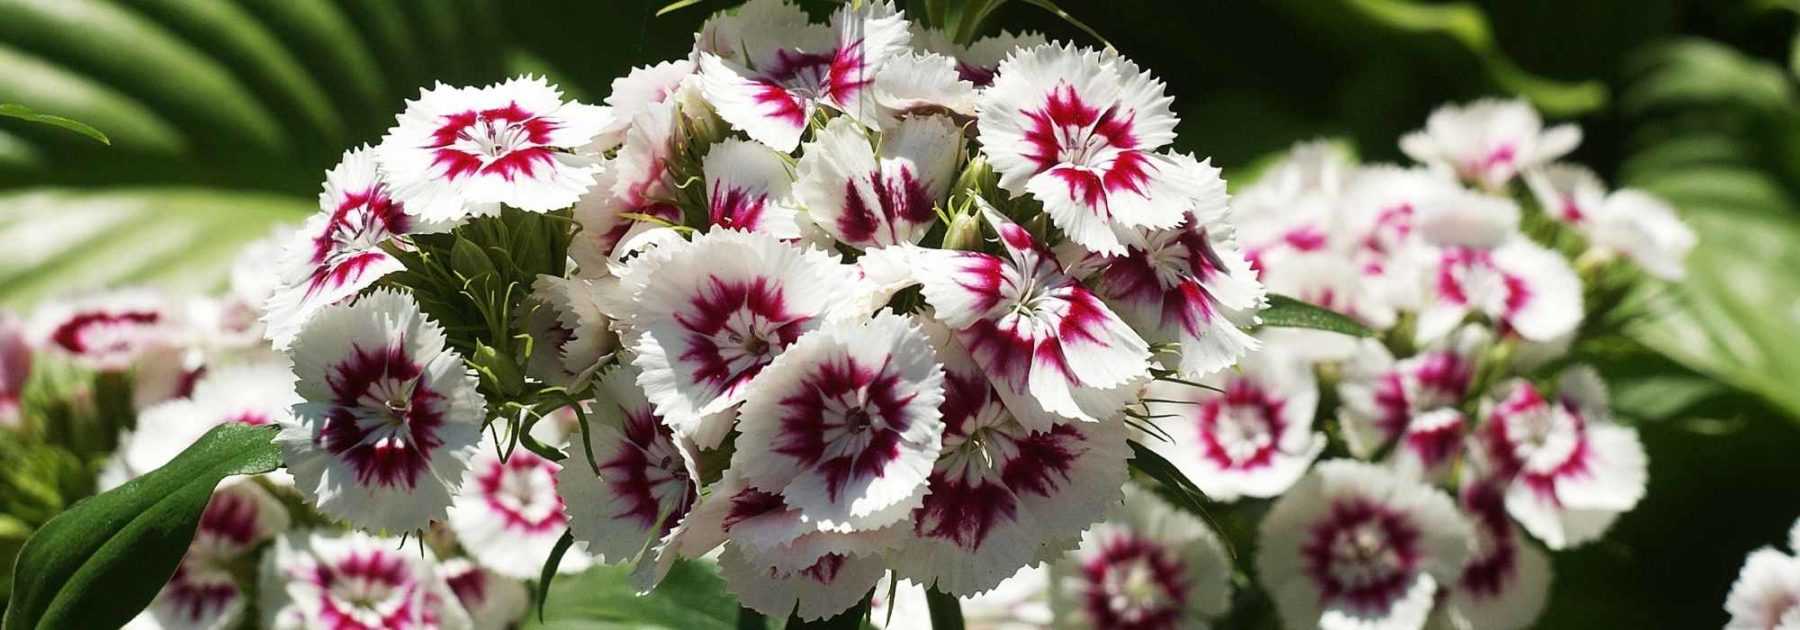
{"left": 771, "top": 355, "right": 916, "bottom": 501}
{"left": 1300, "top": 499, "right": 1420, "bottom": 613}
{"left": 598, "top": 408, "right": 694, "bottom": 533}
{"left": 676, "top": 276, "right": 807, "bottom": 392}
{"left": 479, "top": 453, "right": 567, "bottom": 534}
{"left": 1079, "top": 531, "right": 1189, "bottom": 630}
{"left": 429, "top": 103, "right": 560, "bottom": 182}
{"left": 49, "top": 310, "right": 161, "bottom": 357}
{"left": 314, "top": 550, "right": 421, "bottom": 630}
{"left": 1197, "top": 378, "right": 1286, "bottom": 470}
{"left": 319, "top": 343, "right": 446, "bottom": 489}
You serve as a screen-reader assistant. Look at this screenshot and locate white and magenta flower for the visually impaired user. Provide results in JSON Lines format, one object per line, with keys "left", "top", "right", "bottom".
{"left": 732, "top": 312, "right": 945, "bottom": 531}
{"left": 870, "top": 51, "right": 978, "bottom": 122}
{"left": 30, "top": 287, "right": 186, "bottom": 372}
{"left": 517, "top": 274, "right": 614, "bottom": 386}
{"left": 794, "top": 116, "right": 961, "bottom": 248}
{"left": 1337, "top": 325, "right": 1488, "bottom": 474}
{"left": 439, "top": 559, "right": 528, "bottom": 630}
{"left": 108, "top": 362, "right": 299, "bottom": 488}
{"left": 265, "top": 146, "right": 437, "bottom": 350}
{"left": 1077, "top": 156, "right": 1266, "bottom": 378}
{"left": 261, "top": 531, "right": 470, "bottom": 630}
{"left": 278, "top": 289, "right": 487, "bottom": 532}
{"left": 977, "top": 43, "right": 1197, "bottom": 255}
{"left": 872, "top": 568, "right": 1053, "bottom": 629}
{"left": 594, "top": 59, "right": 696, "bottom": 151}
{"left": 1256, "top": 460, "right": 1475, "bottom": 630}
{"left": 378, "top": 76, "right": 611, "bottom": 222}
{"left": 916, "top": 205, "right": 1151, "bottom": 429}
{"left": 449, "top": 439, "right": 594, "bottom": 580}
{"left": 1140, "top": 345, "right": 1324, "bottom": 502}
{"left": 1055, "top": 486, "right": 1234, "bottom": 630}
{"left": 1416, "top": 238, "right": 1582, "bottom": 345}
{"left": 627, "top": 229, "right": 858, "bottom": 447}
{"left": 912, "top": 27, "right": 1049, "bottom": 87}
{"left": 702, "top": 138, "right": 805, "bottom": 238}
{"left": 891, "top": 320, "right": 1129, "bottom": 596}
{"left": 696, "top": 0, "right": 911, "bottom": 151}
{"left": 0, "top": 312, "right": 29, "bottom": 428}
{"left": 1434, "top": 480, "right": 1552, "bottom": 630}
{"left": 128, "top": 480, "right": 290, "bottom": 630}
{"left": 1724, "top": 521, "right": 1800, "bottom": 630}
{"left": 1528, "top": 168, "right": 1695, "bottom": 281}
{"left": 558, "top": 364, "right": 701, "bottom": 589}
{"left": 1400, "top": 99, "right": 1580, "bottom": 191}
{"left": 1469, "top": 367, "right": 1647, "bottom": 550}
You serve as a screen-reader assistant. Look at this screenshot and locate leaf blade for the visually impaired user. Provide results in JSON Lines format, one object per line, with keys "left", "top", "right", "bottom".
{"left": 0, "top": 104, "right": 108, "bottom": 145}
{"left": 1256, "top": 294, "right": 1373, "bottom": 337}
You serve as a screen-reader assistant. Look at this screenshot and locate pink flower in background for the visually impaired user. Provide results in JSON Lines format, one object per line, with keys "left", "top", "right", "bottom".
{"left": 108, "top": 362, "right": 299, "bottom": 488}
{"left": 978, "top": 43, "right": 1198, "bottom": 255}
{"left": 1416, "top": 238, "right": 1582, "bottom": 345}
{"left": 1257, "top": 460, "right": 1475, "bottom": 630}
{"left": 1141, "top": 345, "right": 1324, "bottom": 501}
{"left": 31, "top": 288, "right": 185, "bottom": 371}
{"left": 1470, "top": 367, "right": 1646, "bottom": 550}
{"left": 128, "top": 481, "right": 290, "bottom": 630}
{"left": 627, "top": 229, "right": 858, "bottom": 447}
{"left": 438, "top": 559, "right": 527, "bottom": 630}
{"left": 890, "top": 320, "right": 1128, "bottom": 596}
{"left": 278, "top": 289, "right": 486, "bottom": 532}
{"left": 261, "top": 531, "right": 470, "bottom": 630}
{"left": 794, "top": 116, "right": 961, "bottom": 248}
{"left": 559, "top": 365, "right": 701, "bottom": 590}
{"left": 1527, "top": 167, "right": 1696, "bottom": 281}
{"left": 1337, "top": 325, "right": 1487, "bottom": 472}
{"left": 1724, "top": 518, "right": 1800, "bottom": 630}
{"left": 266, "top": 147, "right": 438, "bottom": 350}
{"left": 696, "top": 0, "right": 912, "bottom": 151}
{"left": 1057, "top": 487, "right": 1234, "bottom": 630}
{"left": 378, "top": 76, "right": 611, "bottom": 222}
{"left": 1400, "top": 98, "right": 1580, "bottom": 191}
{"left": 1435, "top": 480, "right": 1552, "bottom": 630}
{"left": 0, "top": 312, "right": 29, "bottom": 428}
{"left": 916, "top": 205, "right": 1151, "bottom": 429}
{"left": 449, "top": 440, "right": 594, "bottom": 580}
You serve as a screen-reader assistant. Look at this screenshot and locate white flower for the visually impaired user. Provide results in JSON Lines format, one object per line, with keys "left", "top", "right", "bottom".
{"left": 377, "top": 76, "right": 612, "bottom": 222}
{"left": 448, "top": 438, "right": 594, "bottom": 580}
{"left": 912, "top": 27, "right": 1048, "bottom": 87}
{"left": 1725, "top": 523, "right": 1800, "bottom": 630}
{"left": 890, "top": 319, "right": 1128, "bottom": 596}
{"left": 1054, "top": 486, "right": 1233, "bottom": 630}
{"left": 794, "top": 116, "right": 961, "bottom": 248}
{"left": 265, "top": 146, "right": 440, "bottom": 350}
{"left": 558, "top": 364, "right": 701, "bottom": 590}
{"left": 696, "top": 0, "right": 912, "bottom": 151}
{"left": 1337, "top": 325, "right": 1487, "bottom": 475}
{"left": 702, "top": 138, "right": 806, "bottom": 238}
{"left": 1530, "top": 167, "right": 1696, "bottom": 280}
{"left": 915, "top": 205, "right": 1151, "bottom": 429}
{"left": 1074, "top": 156, "right": 1266, "bottom": 378}
{"left": 733, "top": 312, "right": 945, "bottom": 532}
{"left": 1257, "top": 460, "right": 1475, "bottom": 630}
{"left": 594, "top": 59, "right": 696, "bottom": 151}
{"left": 439, "top": 559, "right": 528, "bottom": 630}
{"left": 278, "top": 289, "right": 486, "bottom": 532}
{"left": 517, "top": 275, "right": 614, "bottom": 386}
{"left": 1140, "top": 343, "right": 1324, "bottom": 501}
{"left": 0, "top": 312, "right": 29, "bottom": 428}
{"left": 627, "top": 229, "right": 858, "bottom": 448}
{"left": 1469, "top": 367, "right": 1647, "bottom": 550}
{"left": 1432, "top": 480, "right": 1552, "bottom": 630}
{"left": 1400, "top": 99, "right": 1580, "bottom": 191}
{"left": 977, "top": 43, "right": 1197, "bottom": 255}
{"left": 30, "top": 287, "right": 186, "bottom": 372}
{"left": 871, "top": 51, "right": 978, "bottom": 122}
{"left": 1416, "top": 238, "right": 1582, "bottom": 345}
{"left": 127, "top": 480, "right": 290, "bottom": 630}
{"left": 260, "top": 531, "right": 471, "bottom": 630}
{"left": 107, "top": 362, "right": 299, "bottom": 489}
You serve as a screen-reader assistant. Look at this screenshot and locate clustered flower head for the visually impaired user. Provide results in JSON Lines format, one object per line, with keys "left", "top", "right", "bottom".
{"left": 7, "top": 2, "right": 1702, "bottom": 629}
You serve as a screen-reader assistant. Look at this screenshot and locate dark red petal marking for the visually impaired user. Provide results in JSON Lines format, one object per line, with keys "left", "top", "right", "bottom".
{"left": 310, "top": 548, "right": 423, "bottom": 630}
{"left": 477, "top": 450, "right": 570, "bottom": 534}
{"left": 1459, "top": 481, "right": 1521, "bottom": 598}
{"left": 914, "top": 474, "right": 1016, "bottom": 550}
{"left": 674, "top": 276, "right": 808, "bottom": 391}
{"left": 837, "top": 165, "right": 933, "bottom": 245}
{"left": 1195, "top": 377, "right": 1286, "bottom": 471}
{"left": 48, "top": 310, "right": 161, "bottom": 355}
{"left": 825, "top": 35, "right": 872, "bottom": 106}
{"left": 163, "top": 563, "right": 238, "bottom": 624}
{"left": 1078, "top": 531, "right": 1190, "bottom": 630}
{"left": 318, "top": 343, "right": 445, "bottom": 489}
{"left": 770, "top": 354, "right": 916, "bottom": 502}
{"left": 1300, "top": 498, "right": 1421, "bottom": 613}
{"left": 445, "top": 565, "right": 490, "bottom": 610}
{"left": 1021, "top": 83, "right": 1101, "bottom": 172}
{"left": 426, "top": 102, "right": 563, "bottom": 182}
{"left": 956, "top": 62, "right": 996, "bottom": 87}
{"left": 197, "top": 491, "right": 262, "bottom": 546}
{"left": 999, "top": 423, "right": 1084, "bottom": 496}
{"left": 596, "top": 407, "right": 694, "bottom": 533}
{"left": 710, "top": 185, "right": 769, "bottom": 232}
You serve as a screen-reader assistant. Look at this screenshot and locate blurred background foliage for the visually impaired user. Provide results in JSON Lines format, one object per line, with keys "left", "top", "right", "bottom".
{"left": 0, "top": 0, "right": 1795, "bottom": 627}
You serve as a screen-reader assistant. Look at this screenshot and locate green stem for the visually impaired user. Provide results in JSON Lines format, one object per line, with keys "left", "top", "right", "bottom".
{"left": 925, "top": 587, "right": 965, "bottom": 630}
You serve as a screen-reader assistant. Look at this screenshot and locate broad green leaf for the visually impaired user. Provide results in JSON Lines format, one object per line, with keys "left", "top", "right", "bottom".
{"left": 1, "top": 423, "right": 281, "bottom": 630}
{"left": 0, "top": 188, "right": 314, "bottom": 308}
{"left": 524, "top": 560, "right": 740, "bottom": 630}
{"left": 1257, "top": 294, "right": 1374, "bottom": 337}
{"left": 0, "top": 104, "right": 106, "bottom": 145}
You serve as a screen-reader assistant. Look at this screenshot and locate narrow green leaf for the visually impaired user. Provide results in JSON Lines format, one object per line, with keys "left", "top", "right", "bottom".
{"left": 1015, "top": 0, "right": 1112, "bottom": 49}
{"left": 787, "top": 594, "right": 871, "bottom": 630}
{"left": 0, "top": 104, "right": 108, "bottom": 145}
{"left": 925, "top": 587, "right": 964, "bottom": 630}
{"left": 2, "top": 423, "right": 281, "bottom": 630}
{"left": 1257, "top": 294, "right": 1373, "bottom": 337}
{"left": 1127, "top": 440, "right": 1211, "bottom": 518}
{"left": 656, "top": 0, "right": 708, "bottom": 17}
{"left": 535, "top": 530, "right": 577, "bottom": 622}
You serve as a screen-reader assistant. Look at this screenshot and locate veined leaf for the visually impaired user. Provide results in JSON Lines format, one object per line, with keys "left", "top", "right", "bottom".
{"left": 1, "top": 423, "right": 281, "bottom": 630}
{"left": 0, "top": 104, "right": 107, "bottom": 145}
{"left": 524, "top": 560, "right": 740, "bottom": 630}
{"left": 1257, "top": 294, "right": 1374, "bottom": 337}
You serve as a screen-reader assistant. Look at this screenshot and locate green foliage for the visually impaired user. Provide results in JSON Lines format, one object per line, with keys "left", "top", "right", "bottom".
{"left": 1257, "top": 294, "right": 1375, "bottom": 337}
{"left": 0, "top": 105, "right": 106, "bottom": 145}
{"left": 2, "top": 423, "right": 280, "bottom": 630}
{"left": 524, "top": 560, "right": 742, "bottom": 630}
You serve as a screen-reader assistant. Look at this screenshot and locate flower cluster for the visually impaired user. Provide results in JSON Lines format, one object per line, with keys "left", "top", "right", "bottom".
{"left": 2, "top": 2, "right": 1701, "bottom": 628}
{"left": 1724, "top": 517, "right": 1800, "bottom": 630}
